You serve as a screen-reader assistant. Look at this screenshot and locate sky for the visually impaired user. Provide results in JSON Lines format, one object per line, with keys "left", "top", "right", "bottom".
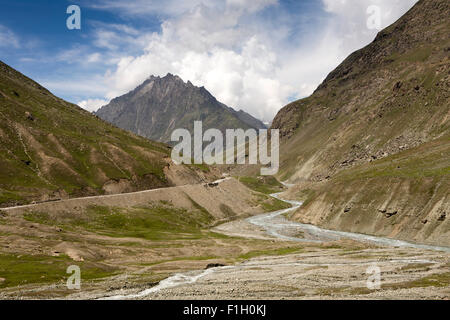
{"left": 0, "top": 0, "right": 418, "bottom": 122}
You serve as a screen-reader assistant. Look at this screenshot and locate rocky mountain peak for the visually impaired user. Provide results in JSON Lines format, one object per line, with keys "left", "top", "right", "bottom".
{"left": 96, "top": 74, "right": 266, "bottom": 143}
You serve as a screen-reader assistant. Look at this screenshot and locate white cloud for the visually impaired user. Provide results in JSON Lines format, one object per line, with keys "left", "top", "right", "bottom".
{"left": 87, "top": 0, "right": 218, "bottom": 17}
{"left": 42, "top": 77, "right": 108, "bottom": 99}
{"left": 0, "top": 25, "right": 19, "bottom": 48}
{"left": 322, "top": 0, "right": 419, "bottom": 53}
{"left": 226, "top": 0, "right": 278, "bottom": 13}
{"left": 77, "top": 98, "right": 109, "bottom": 112}
{"left": 93, "top": 27, "right": 153, "bottom": 53}
{"left": 78, "top": 0, "right": 418, "bottom": 121}
{"left": 86, "top": 53, "right": 102, "bottom": 63}
{"left": 99, "top": 1, "right": 289, "bottom": 121}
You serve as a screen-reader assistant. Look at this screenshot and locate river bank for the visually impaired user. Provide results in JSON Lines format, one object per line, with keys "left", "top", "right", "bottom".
{"left": 93, "top": 190, "right": 449, "bottom": 300}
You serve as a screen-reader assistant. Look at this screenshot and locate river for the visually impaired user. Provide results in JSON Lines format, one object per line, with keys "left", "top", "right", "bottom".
{"left": 100, "top": 189, "right": 449, "bottom": 299}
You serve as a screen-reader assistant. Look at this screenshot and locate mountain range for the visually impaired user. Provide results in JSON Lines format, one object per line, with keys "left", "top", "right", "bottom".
{"left": 0, "top": 0, "right": 449, "bottom": 298}
{"left": 0, "top": 0, "right": 447, "bottom": 245}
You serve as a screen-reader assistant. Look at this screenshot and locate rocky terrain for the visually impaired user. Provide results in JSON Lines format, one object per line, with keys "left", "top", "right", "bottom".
{"left": 129, "top": 246, "right": 449, "bottom": 300}
{"left": 271, "top": 0, "right": 449, "bottom": 245}
{"left": 95, "top": 74, "right": 266, "bottom": 143}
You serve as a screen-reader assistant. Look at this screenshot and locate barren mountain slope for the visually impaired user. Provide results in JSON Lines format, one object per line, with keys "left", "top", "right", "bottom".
{"left": 95, "top": 74, "right": 266, "bottom": 143}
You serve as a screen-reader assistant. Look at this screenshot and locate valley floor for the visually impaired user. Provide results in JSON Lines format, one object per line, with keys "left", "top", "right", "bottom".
{"left": 0, "top": 179, "right": 448, "bottom": 300}
{"left": 93, "top": 195, "right": 450, "bottom": 300}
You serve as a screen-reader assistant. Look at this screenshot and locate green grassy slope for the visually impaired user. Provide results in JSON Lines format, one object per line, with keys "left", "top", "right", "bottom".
{"left": 0, "top": 61, "right": 175, "bottom": 206}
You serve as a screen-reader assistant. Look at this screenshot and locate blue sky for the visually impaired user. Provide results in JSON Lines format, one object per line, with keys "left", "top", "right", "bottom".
{"left": 0, "top": 0, "right": 163, "bottom": 99}
{"left": 0, "top": 0, "right": 417, "bottom": 121}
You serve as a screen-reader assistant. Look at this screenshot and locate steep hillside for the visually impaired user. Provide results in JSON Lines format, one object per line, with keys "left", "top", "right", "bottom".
{"left": 95, "top": 74, "right": 266, "bottom": 143}
{"left": 272, "top": 0, "right": 449, "bottom": 245}
{"left": 0, "top": 62, "right": 210, "bottom": 207}
{"left": 272, "top": 0, "right": 449, "bottom": 182}
{"left": 285, "top": 137, "right": 449, "bottom": 246}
